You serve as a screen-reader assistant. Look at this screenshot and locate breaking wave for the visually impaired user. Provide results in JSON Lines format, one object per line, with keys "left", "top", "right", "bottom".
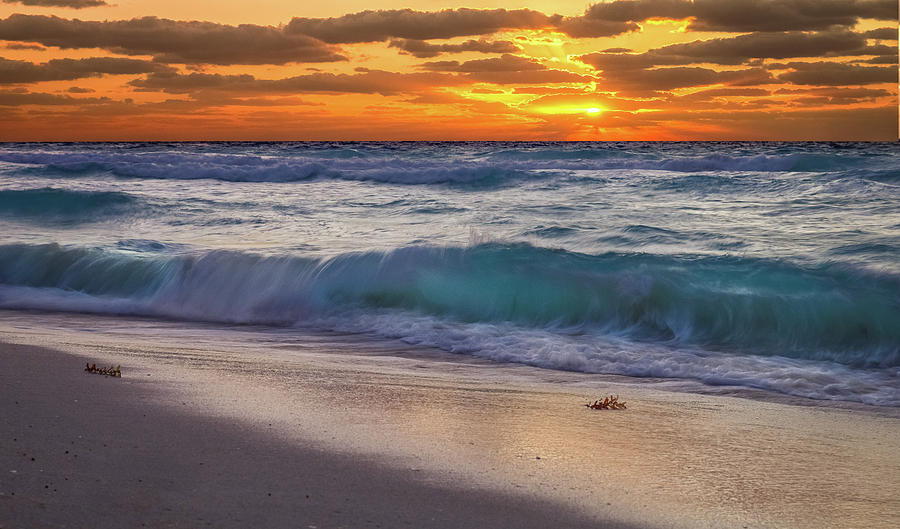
{"left": 0, "top": 241, "right": 897, "bottom": 404}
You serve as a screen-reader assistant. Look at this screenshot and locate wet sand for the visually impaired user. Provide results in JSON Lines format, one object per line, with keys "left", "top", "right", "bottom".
{"left": 1, "top": 312, "right": 899, "bottom": 529}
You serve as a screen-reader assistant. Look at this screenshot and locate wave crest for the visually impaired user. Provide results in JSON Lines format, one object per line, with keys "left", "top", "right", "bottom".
{"left": 0, "top": 242, "right": 896, "bottom": 369}
{"left": 0, "top": 187, "right": 140, "bottom": 222}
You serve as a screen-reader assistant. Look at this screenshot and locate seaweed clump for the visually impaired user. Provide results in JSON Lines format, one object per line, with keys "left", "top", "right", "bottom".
{"left": 84, "top": 362, "right": 121, "bottom": 378}
{"left": 585, "top": 395, "right": 626, "bottom": 410}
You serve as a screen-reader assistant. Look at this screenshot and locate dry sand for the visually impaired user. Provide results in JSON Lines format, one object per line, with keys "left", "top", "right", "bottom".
{"left": 1, "top": 311, "right": 899, "bottom": 529}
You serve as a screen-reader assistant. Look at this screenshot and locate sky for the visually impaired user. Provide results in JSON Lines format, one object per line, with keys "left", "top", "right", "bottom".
{"left": 0, "top": 0, "right": 896, "bottom": 141}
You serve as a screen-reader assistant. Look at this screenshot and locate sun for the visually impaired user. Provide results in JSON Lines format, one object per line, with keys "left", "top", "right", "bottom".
{"left": 528, "top": 102, "right": 608, "bottom": 116}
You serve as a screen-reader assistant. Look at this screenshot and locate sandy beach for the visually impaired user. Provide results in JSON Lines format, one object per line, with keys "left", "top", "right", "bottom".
{"left": 1, "top": 311, "right": 898, "bottom": 529}
{"left": 2, "top": 0, "right": 898, "bottom": 523}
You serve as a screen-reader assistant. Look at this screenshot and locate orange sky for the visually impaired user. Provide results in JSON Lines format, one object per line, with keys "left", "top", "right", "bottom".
{"left": 0, "top": 0, "right": 896, "bottom": 140}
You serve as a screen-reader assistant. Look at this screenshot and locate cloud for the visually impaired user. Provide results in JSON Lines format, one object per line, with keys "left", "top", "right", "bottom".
{"left": 199, "top": 2, "right": 898, "bottom": 45}
{"left": 599, "top": 66, "right": 774, "bottom": 92}
{"left": 688, "top": 0, "right": 898, "bottom": 32}
{"left": 578, "top": 29, "right": 894, "bottom": 93}
{"left": 466, "top": 69, "right": 593, "bottom": 85}
{"left": 420, "top": 54, "right": 546, "bottom": 72}
{"left": 129, "top": 69, "right": 469, "bottom": 96}
{"left": 553, "top": 17, "right": 638, "bottom": 39}
{"left": 388, "top": 38, "right": 519, "bottom": 58}
{"left": 776, "top": 62, "right": 897, "bottom": 85}
{"left": 572, "top": 0, "right": 897, "bottom": 32}
{"left": 66, "top": 85, "right": 94, "bottom": 93}
{"left": 287, "top": 8, "right": 558, "bottom": 43}
{"left": 512, "top": 86, "right": 591, "bottom": 95}
{"left": 209, "top": 96, "right": 324, "bottom": 108}
{"left": 1, "top": 0, "right": 107, "bottom": 8}
{"left": 5, "top": 42, "right": 45, "bottom": 50}
{"left": 0, "top": 56, "right": 173, "bottom": 84}
{"left": 400, "top": 91, "right": 513, "bottom": 115}
{"left": 527, "top": 88, "right": 785, "bottom": 113}
{"left": 775, "top": 86, "right": 892, "bottom": 104}
{"left": 128, "top": 72, "right": 255, "bottom": 94}
{"left": 655, "top": 30, "right": 881, "bottom": 63}
{"left": 577, "top": 52, "right": 654, "bottom": 72}
{"left": 676, "top": 87, "right": 772, "bottom": 100}
{"left": 418, "top": 54, "right": 592, "bottom": 84}
{"left": 0, "top": 88, "right": 110, "bottom": 105}
{"left": 580, "top": 30, "right": 889, "bottom": 71}
{"left": 863, "top": 27, "right": 898, "bottom": 40}
{"left": 0, "top": 14, "right": 347, "bottom": 65}
{"left": 572, "top": 0, "right": 693, "bottom": 25}
{"left": 864, "top": 54, "right": 898, "bottom": 64}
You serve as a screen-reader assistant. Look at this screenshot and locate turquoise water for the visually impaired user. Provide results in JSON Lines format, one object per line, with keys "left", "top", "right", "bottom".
{"left": 1, "top": 141, "right": 898, "bottom": 404}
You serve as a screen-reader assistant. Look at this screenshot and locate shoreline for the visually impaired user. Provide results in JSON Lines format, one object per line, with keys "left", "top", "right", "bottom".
{"left": 1, "top": 342, "right": 613, "bottom": 529}
{"left": 2, "top": 311, "right": 899, "bottom": 528}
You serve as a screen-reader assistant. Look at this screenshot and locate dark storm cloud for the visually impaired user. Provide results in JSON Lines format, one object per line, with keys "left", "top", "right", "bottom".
{"left": 388, "top": 38, "right": 519, "bottom": 58}
{"left": 0, "top": 14, "right": 347, "bottom": 65}
{"left": 575, "top": 0, "right": 897, "bottom": 32}
{"left": 580, "top": 30, "right": 890, "bottom": 71}
{"left": 776, "top": 62, "right": 897, "bottom": 85}
{"left": 129, "top": 69, "right": 468, "bottom": 96}
{"left": 0, "top": 56, "right": 173, "bottom": 84}
{"left": 1, "top": 0, "right": 107, "bottom": 8}
{"left": 287, "top": 8, "right": 558, "bottom": 43}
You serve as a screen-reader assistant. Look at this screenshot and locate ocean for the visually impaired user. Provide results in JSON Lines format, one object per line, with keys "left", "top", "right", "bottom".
{"left": 0, "top": 141, "right": 897, "bottom": 405}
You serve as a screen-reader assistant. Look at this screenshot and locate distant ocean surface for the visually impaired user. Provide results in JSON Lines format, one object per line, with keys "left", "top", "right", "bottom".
{"left": 0, "top": 141, "right": 898, "bottom": 405}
